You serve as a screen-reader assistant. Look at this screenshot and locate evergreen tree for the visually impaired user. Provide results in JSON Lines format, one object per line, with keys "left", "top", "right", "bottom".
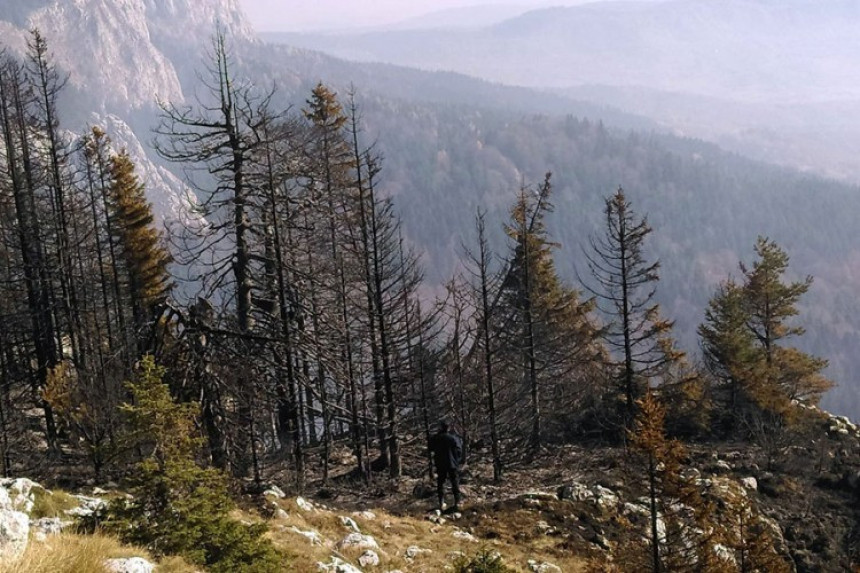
{"left": 700, "top": 237, "right": 832, "bottom": 428}
{"left": 108, "top": 356, "right": 283, "bottom": 572}
{"left": 584, "top": 187, "right": 678, "bottom": 428}
{"left": 108, "top": 150, "right": 172, "bottom": 355}
{"left": 626, "top": 391, "right": 721, "bottom": 572}
{"left": 499, "top": 175, "right": 601, "bottom": 447}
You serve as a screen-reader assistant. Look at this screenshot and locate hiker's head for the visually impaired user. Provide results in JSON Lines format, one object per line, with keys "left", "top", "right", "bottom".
{"left": 439, "top": 419, "right": 449, "bottom": 433}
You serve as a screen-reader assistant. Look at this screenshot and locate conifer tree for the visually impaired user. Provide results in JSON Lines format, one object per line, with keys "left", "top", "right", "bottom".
{"left": 108, "top": 150, "right": 172, "bottom": 355}
{"left": 108, "top": 356, "right": 283, "bottom": 572}
{"left": 627, "top": 391, "right": 721, "bottom": 572}
{"left": 499, "top": 175, "right": 601, "bottom": 447}
{"left": 584, "top": 187, "right": 678, "bottom": 428}
{"left": 700, "top": 237, "right": 832, "bottom": 427}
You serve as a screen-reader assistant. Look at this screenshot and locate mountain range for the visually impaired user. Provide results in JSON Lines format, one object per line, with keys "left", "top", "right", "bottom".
{"left": 2, "top": 0, "right": 860, "bottom": 418}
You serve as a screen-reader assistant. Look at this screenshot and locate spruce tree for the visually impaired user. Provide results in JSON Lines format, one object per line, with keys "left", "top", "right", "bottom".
{"left": 584, "top": 187, "right": 678, "bottom": 429}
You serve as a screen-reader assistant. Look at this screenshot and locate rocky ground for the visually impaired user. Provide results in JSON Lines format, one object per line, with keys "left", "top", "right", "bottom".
{"left": 1, "top": 404, "right": 858, "bottom": 572}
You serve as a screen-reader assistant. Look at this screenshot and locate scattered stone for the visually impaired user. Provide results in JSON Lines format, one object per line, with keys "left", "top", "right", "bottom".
{"left": 32, "top": 517, "right": 67, "bottom": 539}
{"left": 0, "top": 509, "right": 29, "bottom": 560}
{"left": 296, "top": 497, "right": 315, "bottom": 512}
{"left": 405, "top": 545, "right": 432, "bottom": 560}
{"left": 714, "top": 460, "right": 732, "bottom": 473}
{"left": 359, "top": 550, "right": 380, "bottom": 568}
{"left": 338, "top": 532, "right": 379, "bottom": 550}
{"left": 317, "top": 557, "right": 363, "bottom": 573}
{"left": 288, "top": 526, "right": 324, "bottom": 546}
{"left": 263, "top": 485, "right": 286, "bottom": 499}
{"left": 92, "top": 487, "right": 109, "bottom": 495}
{"left": 274, "top": 509, "right": 289, "bottom": 520}
{"left": 536, "top": 520, "right": 554, "bottom": 535}
{"left": 353, "top": 510, "right": 376, "bottom": 520}
{"left": 741, "top": 477, "right": 758, "bottom": 491}
{"left": 340, "top": 516, "right": 361, "bottom": 533}
{"left": 67, "top": 495, "right": 106, "bottom": 517}
{"left": 452, "top": 529, "right": 477, "bottom": 542}
{"left": 527, "top": 560, "right": 562, "bottom": 573}
{"left": 105, "top": 557, "right": 156, "bottom": 573}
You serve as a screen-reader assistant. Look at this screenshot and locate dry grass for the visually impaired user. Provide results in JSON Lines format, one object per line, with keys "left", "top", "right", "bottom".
{"left": 30, "top": 488, "right": 80, "bottom": 519}
{"left": 265, "top": 496, "right": 592, "bottom": 572}
{"left": 0, "top": 533, "right": 197, "bottom": 573}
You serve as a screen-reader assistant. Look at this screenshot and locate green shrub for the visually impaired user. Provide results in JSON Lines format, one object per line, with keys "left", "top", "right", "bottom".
{"left": 105, "top": 357, "right": 284, "bottom": 573}
{"left": 453, "top": 548, "right": 513, "bottom": 573}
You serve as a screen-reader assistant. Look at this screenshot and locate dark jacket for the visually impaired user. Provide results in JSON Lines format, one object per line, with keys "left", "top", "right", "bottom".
{"left": 430, "top": 430, "right": 463, "bottom": 471}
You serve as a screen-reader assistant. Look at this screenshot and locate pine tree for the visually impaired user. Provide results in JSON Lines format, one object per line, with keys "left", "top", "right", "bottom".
{"left": 497, "top": 175, "right": 601, "bottom": 448}
{"left": 627, "top": 391, "right": 721, "bottom": 572}
{"left": 584, "top": 187, "right": 678, "bottom": 429}
{"left": 108, "top": 356, "right": 284, "bottom": 572}
{"left": 700, "top": 237, "right": 832, "bottom": 429}
{"left": 108, "top": 150, "right": 172, "bottom": 355}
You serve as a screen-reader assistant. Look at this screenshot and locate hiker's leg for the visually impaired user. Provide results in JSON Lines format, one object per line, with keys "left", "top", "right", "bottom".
{"left": 436, "top": 470, "right": 446, "bottom": 509}
{"left": 450, "top": 469, "right": 461, "bottom": 508}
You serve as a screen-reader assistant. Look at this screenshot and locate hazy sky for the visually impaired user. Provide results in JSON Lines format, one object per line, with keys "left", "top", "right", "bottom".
{"left": 239, "top": 1, "right": 591, "bottom": 32}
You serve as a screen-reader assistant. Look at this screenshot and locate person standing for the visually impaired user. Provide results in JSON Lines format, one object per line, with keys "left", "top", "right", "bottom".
{"left": 429, "top": 420, "right": 463, "bottom": 512}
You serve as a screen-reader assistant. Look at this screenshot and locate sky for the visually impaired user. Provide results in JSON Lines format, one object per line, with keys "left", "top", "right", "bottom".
{"left": 238, "top": 0, "right": 590, "bottom": 32}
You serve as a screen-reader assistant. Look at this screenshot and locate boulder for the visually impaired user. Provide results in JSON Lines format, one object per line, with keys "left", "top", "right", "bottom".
{"left": 741, "top": 477, "right": 758, "bottom": 491}
{"left": 317, "top": 557, "right": 363, "bottom": 573}
{"left": 67, "top": 495, "right": 106, "bottom": 517}
{"left": 353, "top": 510, "right": 376, "bottom": 521}
{"left": 32, "top": 517, "right": 68, "bottom": 541}
{"left": 527, "top": 560, "right": 562, "bottom": 573}
{"left": 452, "top": 530, "right": 477, "bottom": 542}
{"left": 338, "top": 532, "right": 379, "bottom": 550}
{"left": 358, "top": 550, "right": 380, "bottom": 567}
{"left": 104, "top": 557, "right": 156, "bottom": 573}
{"left": 288, "top": 526, "right": 324, "bottom": 546}
{"left": 405, "top": 545, "right": 432, "bottom": 560}
{"left": 263, "top": 485, "right": 286, "bottom": 499}
{"left": 296, "top": 497, "right": 315, "bottom": 512}
{"left": 0, "top": 478, "right": 40, "bottom": 513}
{"left": 0, "top": 509, "right": 28, "bottom": 560}
{"left": 340, "top": 516, "right": 361, "bottom": 533}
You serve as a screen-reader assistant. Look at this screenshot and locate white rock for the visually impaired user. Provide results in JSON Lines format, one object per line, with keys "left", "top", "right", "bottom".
{"left": 263, "top": 486, "right": 286, "bottom": 499}
{"left": 593, "top": 485, "right": 618, "bottom": 508}
{"left": 405, "top": 545, "right": 432, "bottom": 559}
{"left": 452, "top": 530, "right": 477, "bottom": 542}
{"left": 340, "top": 516, "right": 361, "bottom": 532}
{"left": 527, "top": 560, "right": 562, "bottom": 573}
{"left": 317, "top": 557, "right": 363, "bottom": 573}
{"left": 274, "top": 509, "right": 290, "bottom": 520}
{"left": 67, "top": 495, "right": 106, "bottom": 517}
{"left": 338, "top": 532, "right": 379, "bottom": 550}
{"left": 32, "top": 517, "right": 68, "bottom": 537}
{"left": 715, "top": 460, "right": 732, "bottom": 472}
{"left": 741, "top": 477, "right": 758, "bottom": 491}
{"left": 296, "top": 496, "right": 315, "bottom": 512}
{"left": 536, "top": 520, "right": 553, "bottom": 534}
{"left": 0, "top": 509, "right": 30, "bottom": 560}
{"left": 353, "top": 510, "right": 376, "bottom": 520}
{"left": 0, "top": 488, "right": 10, "bottom": 511}
{"left": 288, "top": 526, "right": 324, "bottom": 546}
{"left": 359, "top": 550, "right": 380, "bottom": 567}
{"left": 105, "top": 557, "right": 156, "bottom": 573}
{"left": 0, "top": 478, "right": 39, "bottom": 514}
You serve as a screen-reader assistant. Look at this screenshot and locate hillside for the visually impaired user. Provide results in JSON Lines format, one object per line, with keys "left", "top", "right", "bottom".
{"left": 2, "top": 0, "right": 860, "bottom": 418}
{"left": 2, "top": 402, "right": 859, "bottom": 571}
